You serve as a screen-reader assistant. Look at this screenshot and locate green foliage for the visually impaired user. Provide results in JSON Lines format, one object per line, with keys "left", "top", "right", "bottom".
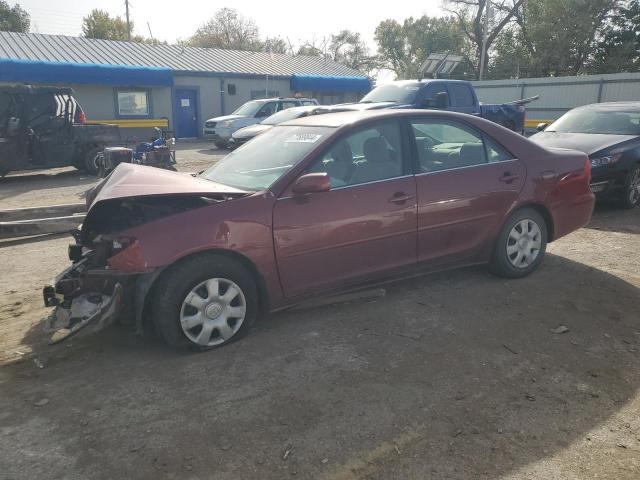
{"left": 82, "top": 9, "right": 131, "bottom": 41}
{"left": 489, "top": 0, "right": 621, "bottom": 78}
{"left": 590, "top": 0, "right": 640, "bottom": 73}
{"left": 374, "top": 15, "right": 472, "bottom": 79}
{"left": 0, "top": 1, "right": 29, "bottom": 32}
{"left": 263, "top": 37, "right": 291, "bottom": 54}
{"left": 188, "top": 8, "right": 262, "bottom": 51}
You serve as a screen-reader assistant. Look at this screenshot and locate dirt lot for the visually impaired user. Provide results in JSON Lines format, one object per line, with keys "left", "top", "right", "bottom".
{"left": 1, "top": 144, "right": 639, "bottom": 479}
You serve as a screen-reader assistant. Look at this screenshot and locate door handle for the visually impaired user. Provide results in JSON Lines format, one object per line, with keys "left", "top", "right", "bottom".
{"left": 388, "top": 192, "right": 414, "bottom": 204}
{"left": 499, "top": 172, "right": 520, "bottom": 183}
{"left": 540, "top": 170, "right": 556, "bottom": 180}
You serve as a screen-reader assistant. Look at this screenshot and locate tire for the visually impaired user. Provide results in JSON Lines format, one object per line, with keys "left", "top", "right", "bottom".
{"left": 489, "top": 208, "right": 548, "bottom": 279}
{"left": 621, "top": 164, "right": 640, "bottom": 209}
{"left": 214, "top": 140, "right": 228, "bottom": 149}
{"left": 151, "top": 254, "right": 258, "bottom": 351}
{"left": 83, "top": 146, "right": 102, "bottom": 175}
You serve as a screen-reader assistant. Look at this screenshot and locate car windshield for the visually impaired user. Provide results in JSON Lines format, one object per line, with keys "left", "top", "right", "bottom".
{"left": 232, "top": 100, "right": 264, "bottom": 116}
{"left": 199, "top": 125, "right": 333, "bottom": 191}
{"left": 360, "top": 83, "right": 421, "bottom": 104}
{"left": 261, "top": 107, "right": 308, "bottom": 125}
{"left": 547, "top": 108, "right": 640, "bottom": 135}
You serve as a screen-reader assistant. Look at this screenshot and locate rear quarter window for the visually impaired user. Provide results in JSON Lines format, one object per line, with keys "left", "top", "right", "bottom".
{"left": 450, "top": 84, "right": 475, "bottom": 108}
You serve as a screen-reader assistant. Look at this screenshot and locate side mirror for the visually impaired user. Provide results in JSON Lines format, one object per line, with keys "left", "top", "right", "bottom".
{"left": 536, "top": 122, "right": 548, "bottom": 132}
{"left": 435, "top": 91, "right": 449, "bottom": 109}
{"left": 292, "top": 172, "right": 331, "bottom": 195}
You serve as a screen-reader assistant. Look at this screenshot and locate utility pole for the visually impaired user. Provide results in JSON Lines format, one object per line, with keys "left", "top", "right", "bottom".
{"left": 479, "top": 0, "right": 491, "bottom": 80}
{"left": 125, "top": 0, "right": 131, "bottom": 41}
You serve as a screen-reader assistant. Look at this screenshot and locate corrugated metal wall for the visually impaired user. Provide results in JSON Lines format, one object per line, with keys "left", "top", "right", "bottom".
{"left": 472, "top": 72, "right": 640, "bottom": 127}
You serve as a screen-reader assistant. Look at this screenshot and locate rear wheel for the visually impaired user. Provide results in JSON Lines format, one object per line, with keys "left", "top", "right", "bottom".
{"left": 621, "top": 165, "right": 640, "bottom": 209}
{"left": 489, "top": 208, "right": 548, "bottom": 278}
{"left": 151, "top": 255, "right": 258, "bottom": 350}
{"left": 83, "top": 146, "right": 102, "bottom": 175}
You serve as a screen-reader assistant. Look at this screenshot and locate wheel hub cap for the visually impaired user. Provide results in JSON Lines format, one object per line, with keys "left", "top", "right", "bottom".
{"left": 506, "top": 219, "right": 542, "bottom": 268}
{"left": 179, "top": 278, "right": 247, "bottom": 347}
{"left": 205, "top": 302, "right": 223, "bottom": 319}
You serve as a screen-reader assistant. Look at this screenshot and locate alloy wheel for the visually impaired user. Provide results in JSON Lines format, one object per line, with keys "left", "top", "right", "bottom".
{"left": 179, "top": 277, "right": 247, "bottom": 347}
{"left": 506, "top": 219, "right": 542, "bottom": 268}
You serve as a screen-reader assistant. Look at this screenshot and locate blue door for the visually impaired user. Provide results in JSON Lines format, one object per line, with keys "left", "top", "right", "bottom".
{"left": 174, "top": 88, "right": 198, "bottom": 138}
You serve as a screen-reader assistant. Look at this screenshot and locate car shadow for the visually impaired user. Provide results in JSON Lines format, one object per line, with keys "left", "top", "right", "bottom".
{"left": 584, "top": 201, "right": 640, "bottom": 234}
{"left": 2, "top": 253, "right": 639, "bottom": 479}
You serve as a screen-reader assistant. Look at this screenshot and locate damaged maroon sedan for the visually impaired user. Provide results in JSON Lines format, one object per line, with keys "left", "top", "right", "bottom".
{"left": 43, "top": 110, "right": 595, "bottom": 349}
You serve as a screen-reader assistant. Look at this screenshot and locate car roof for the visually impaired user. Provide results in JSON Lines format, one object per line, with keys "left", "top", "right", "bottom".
{"left": 251, "top": 97, "right": 313, "bottom": 103}
{"left": 279, "top": 108, "right": 471, "bottom": 128}
{"left": 576, "top": 102, "right": 640, "bottom": 112}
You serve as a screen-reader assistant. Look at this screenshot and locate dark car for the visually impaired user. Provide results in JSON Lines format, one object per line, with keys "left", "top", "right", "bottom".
{"left": 230, "top": 105, "right": 356, "bottom": 148}
{"left": 531, "top": 102, "right": 640, "bottom": 208}
{"left": 43, "top": 110, "right": 594, "bottom": 350}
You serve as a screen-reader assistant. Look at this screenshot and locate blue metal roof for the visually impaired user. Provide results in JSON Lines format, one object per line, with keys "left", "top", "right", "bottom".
{"left": 0, "top": 58, "right": 173, "bottom": 86}
{"left": 290, "top": 74, "right": 371, "bottom": 93}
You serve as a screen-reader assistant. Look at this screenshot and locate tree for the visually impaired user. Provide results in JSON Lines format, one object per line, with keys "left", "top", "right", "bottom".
{"left": 590, "top": 0, "right": 639, "bottom": 73}
{"left": 374, "top": 16, "right": 472, "bottom": 79}
{"left": 489, "top": 0, "right": 619, "bottom": 78}
{"left": 328, "top": 30, "right": 378, "bottom": 76}
{"left": 189, "top": 7, "right": 262, "bottom": 51}
{"left": 263, "top": 36, "right": 291, "bottom": 54}
{"left": 82, "top": 9, "right": 131, "bottom": 41}
{"left": 444, "top": 0, "right": 525, "bottom": 77}
{"left": 0, "top": 1, "right": 29, "bottom": 32}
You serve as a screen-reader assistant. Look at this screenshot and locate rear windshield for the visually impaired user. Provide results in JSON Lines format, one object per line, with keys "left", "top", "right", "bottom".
{"left": 360, "top": 83, "right": 421, "bottom": 104}
{"left": 199, "top": 125, "right": 333, "bottom": 191}
{"left": 261, "top": 107, "right": 309, "bottom": 125}
{"left": 547, "top": 109, "right": 640, "bottom": 135}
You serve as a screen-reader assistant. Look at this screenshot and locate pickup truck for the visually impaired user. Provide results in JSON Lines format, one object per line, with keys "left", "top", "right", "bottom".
{"left": 353, "top": 80, "right": 533, "bottom": 134}
{"left": 0, "top": 85, "right": 120, "bottom": 176}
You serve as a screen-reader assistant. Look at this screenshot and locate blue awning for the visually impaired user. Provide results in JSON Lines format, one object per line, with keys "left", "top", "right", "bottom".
{"left": 0, "top": 59, "right": 173, "bottom": 87}
{"left": 291, "top": 74, "right": 371, "bottom": 93}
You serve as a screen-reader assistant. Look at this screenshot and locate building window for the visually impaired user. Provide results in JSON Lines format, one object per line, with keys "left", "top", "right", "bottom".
{"left": 116, "top": 89, "right": 150, "bottom": 117}
{"left": 227, "top": 84, "right": 236, "bottom": 95}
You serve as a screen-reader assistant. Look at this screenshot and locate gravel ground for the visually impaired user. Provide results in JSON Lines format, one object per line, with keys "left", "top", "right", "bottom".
{"left": 0, "top": 146, "right": 639, "bottom": 479}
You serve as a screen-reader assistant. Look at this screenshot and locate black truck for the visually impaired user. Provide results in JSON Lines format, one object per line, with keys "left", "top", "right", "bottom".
{"left": 0, "top": 85, "right": 120, "bottom": 176}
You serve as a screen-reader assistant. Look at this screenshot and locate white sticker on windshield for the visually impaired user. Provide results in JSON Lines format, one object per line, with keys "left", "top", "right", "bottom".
{"left": 285, "top": 133, "right": 323, "bottom": 144}
{"left": 406, "top": 87, "right": 420, "bottom": 91}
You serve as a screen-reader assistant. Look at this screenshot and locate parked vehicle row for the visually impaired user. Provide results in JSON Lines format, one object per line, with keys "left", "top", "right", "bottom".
{"left": 43, "top": 109, "right": 595, "bottom": 349}
{"left": 531, "top": 102, "right": 640, "bottom": 209}
{"left": 203, "top": 97, "right": 318, "bottom": 148}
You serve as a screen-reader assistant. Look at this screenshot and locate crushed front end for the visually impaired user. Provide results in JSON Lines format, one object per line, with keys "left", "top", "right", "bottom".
{"left": 42, "top": 230, "right": 145, "bottom": 344}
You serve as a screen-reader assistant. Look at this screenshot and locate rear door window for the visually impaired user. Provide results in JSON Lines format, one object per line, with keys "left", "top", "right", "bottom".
{"left": 411, "top": 120, "right": 488, "bottom": 172}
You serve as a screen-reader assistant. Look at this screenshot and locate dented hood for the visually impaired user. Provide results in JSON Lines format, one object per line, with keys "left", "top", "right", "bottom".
{"left": 87, "top": 163, "right": 247, "bottom": 208}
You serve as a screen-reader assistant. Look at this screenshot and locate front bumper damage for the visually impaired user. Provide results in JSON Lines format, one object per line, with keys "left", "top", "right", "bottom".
{"left": 42, "top": 245, "right": 141, "bottom": 345}
{"left": 44, "top": 283, "right": 123, "bottom": 344}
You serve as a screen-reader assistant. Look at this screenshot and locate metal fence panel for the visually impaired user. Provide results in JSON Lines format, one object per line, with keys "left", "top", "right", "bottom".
{"left": 472, "top": 72, "right": 640, "bottom": 130}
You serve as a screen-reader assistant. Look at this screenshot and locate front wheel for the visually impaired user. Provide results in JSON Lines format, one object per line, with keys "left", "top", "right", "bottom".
{"left": 489, "top": 208, "right": 548, "bottom": 278}
{"left": 214, "top": 140, "right": 228, "bottom": 149}
{"left": 151, "top": 255, "right": 258, "bottom": 350}
{"left": 621, "top": 165, "right": 640, "bottom": 209}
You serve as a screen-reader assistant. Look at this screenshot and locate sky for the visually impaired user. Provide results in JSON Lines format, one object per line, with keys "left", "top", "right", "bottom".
{"left": 19, "top": 0, "right": 445, "bottom": 50}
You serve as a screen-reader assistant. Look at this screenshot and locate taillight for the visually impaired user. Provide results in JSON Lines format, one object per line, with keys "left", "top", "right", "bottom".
{"left": 78, "top": 111, "right": 86, "bottom": 124}
{"left": 584, "top": 158, "right": 591, "bottom": 182}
